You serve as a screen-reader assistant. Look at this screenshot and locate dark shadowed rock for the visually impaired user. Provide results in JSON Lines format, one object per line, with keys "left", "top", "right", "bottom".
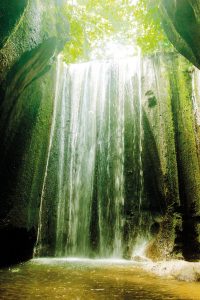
{"left": 0, "top": 0, "right": 68, "bottom": 267}
{"left": 160, "top": 0, "right": 200, "bottom": 69}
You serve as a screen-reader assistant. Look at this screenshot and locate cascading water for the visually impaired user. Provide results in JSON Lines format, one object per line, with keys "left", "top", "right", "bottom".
{"left": 35, "top": 54, "right": 150, "bottom": 258}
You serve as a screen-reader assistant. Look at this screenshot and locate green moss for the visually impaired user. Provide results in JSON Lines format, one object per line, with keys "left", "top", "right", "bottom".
{"left": 0, "top": 0, "right": 68, "bottom": 265}
{"left": 141, "top": 53, "right": 200, "bottom": 260}
{"left": 0, "top": 0, "right": 68, "bottom": 84}
{"left": 167, "top": 54, "right": 200, "bottom": 259}
{"left": 160, "top": 0, "right": 200, "bottom": 69}
{"left": 0, "top": 0, "right": 28, "bottom": 48}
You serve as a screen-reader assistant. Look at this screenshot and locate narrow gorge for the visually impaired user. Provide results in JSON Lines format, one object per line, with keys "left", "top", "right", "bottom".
{"left": 0, "top": 0, "right": 200, "bottom": 299}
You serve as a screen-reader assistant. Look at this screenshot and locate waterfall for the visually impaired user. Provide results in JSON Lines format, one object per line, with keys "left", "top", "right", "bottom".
{"left": 35, "top": 55, "right": 148, "bottom": 258}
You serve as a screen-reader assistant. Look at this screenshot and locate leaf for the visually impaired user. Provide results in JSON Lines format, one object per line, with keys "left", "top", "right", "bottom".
{"left": 60, "top": 0, "right": 172, "bottom": 63}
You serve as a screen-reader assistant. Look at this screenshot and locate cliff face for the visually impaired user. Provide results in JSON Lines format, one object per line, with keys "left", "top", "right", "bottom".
{"left": 159, "top": 0, "right": 200, "bottom": 260}
{"left": 0, "top": 0, "right": 68, "bottom": 267}
{"left": 160, "top": 0, "right": 200, "bottom": 69}
{"left": 0, "top": 0, "right": 68, "bottom": 94}
{"left": 0, "top": 0, "right": 28, "bottom": 48}
{"left": 142, "top": 54, "right": 200, "bottom": 261}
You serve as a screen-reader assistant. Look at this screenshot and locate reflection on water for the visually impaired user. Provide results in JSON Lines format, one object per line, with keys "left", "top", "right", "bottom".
{"left": 0, "top": 259, "right": 200, "bottom": 299}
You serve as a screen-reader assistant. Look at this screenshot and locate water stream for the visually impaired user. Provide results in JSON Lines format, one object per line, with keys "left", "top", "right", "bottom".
{"left": 35, "top": 55, "right": 152, "bottom": 258}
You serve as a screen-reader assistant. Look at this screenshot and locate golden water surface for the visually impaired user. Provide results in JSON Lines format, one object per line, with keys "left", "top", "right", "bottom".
{"left": 0, "top": 258, "right": 200, "bottom": 299}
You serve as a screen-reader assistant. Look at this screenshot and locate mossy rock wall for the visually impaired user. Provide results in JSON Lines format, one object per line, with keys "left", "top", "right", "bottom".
{"left": 141, "top": 54, "right": 180, "bottom": 260}
{"left": 160, "top": 0, "right": 200, "bottom": 69}
{"left": 0, "top": 0, "right": 68, "bottom": 85}
{"left": 0, "top": 0, "right": 28, "bottom": 48}
{"left": 159, "top": 0, "right": 200, "bottom": 260}
{"left": 0, "top": 0, "right": 68, "bottom": 267}
{"left": 142, "top": 53, "right": 200, "bottom": 260}
{"left": 0, "top": 65, "right": 56, "bottom": 267}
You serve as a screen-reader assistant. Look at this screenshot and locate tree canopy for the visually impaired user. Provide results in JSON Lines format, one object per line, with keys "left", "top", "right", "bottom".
{"left": 133, "top": 0, "right": 171, "bottom": 53}
{"left": 61, "top": 0, "right": 171, "bottom": 63}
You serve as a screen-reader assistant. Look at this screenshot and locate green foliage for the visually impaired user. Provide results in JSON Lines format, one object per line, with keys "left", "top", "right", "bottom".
{"left": 61, "top": 0, "right": 171, "bottom": 63}
{"left": 133, "top": 0, "right": 171, "bottom": 54}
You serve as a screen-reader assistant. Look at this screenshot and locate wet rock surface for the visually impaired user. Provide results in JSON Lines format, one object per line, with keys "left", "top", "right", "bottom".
{"left": 160, "top": 0, "right": 200, "bottom": 69}
{"left": 0, "top": 0, "right": 68, "bottom": 267}
{"left": 142, "top": 259, "right": 200, "bottom": 282}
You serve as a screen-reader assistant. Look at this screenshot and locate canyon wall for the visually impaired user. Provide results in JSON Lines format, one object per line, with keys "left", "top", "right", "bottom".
{"left": 0, "top": 0, "right": 68, "bottom": 266}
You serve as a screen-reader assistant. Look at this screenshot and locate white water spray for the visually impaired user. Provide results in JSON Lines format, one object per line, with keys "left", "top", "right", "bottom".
{"left": 35, "top": 55, "right": 148, "bottom": 258}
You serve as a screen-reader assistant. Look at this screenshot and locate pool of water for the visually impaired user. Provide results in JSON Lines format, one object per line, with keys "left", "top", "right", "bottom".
{"left": 0, "top": 258, "right": 200, "bottom": 299}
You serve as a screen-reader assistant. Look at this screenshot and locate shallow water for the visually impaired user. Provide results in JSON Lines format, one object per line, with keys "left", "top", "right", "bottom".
{"left": 0, "top": 258, "right": 200, "bottom": 299}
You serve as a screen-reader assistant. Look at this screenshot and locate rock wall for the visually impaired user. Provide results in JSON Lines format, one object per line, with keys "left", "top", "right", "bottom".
{"left": 160, "top": 0, "right": 200, "bottom": 68}
{"left": 142, "top": 53, "right": 200, "bottom": 261}
{"left": 142, "top": 53, "right": 180, "bottom": 260}
{"left": 159, "top": 0, "right": 200, "bottom": 260}
{"left": 0, "top": 0, "right": 68, "bottom": 267}
{"left": 160, "top": 0, "right": 200, "bottom": 69}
